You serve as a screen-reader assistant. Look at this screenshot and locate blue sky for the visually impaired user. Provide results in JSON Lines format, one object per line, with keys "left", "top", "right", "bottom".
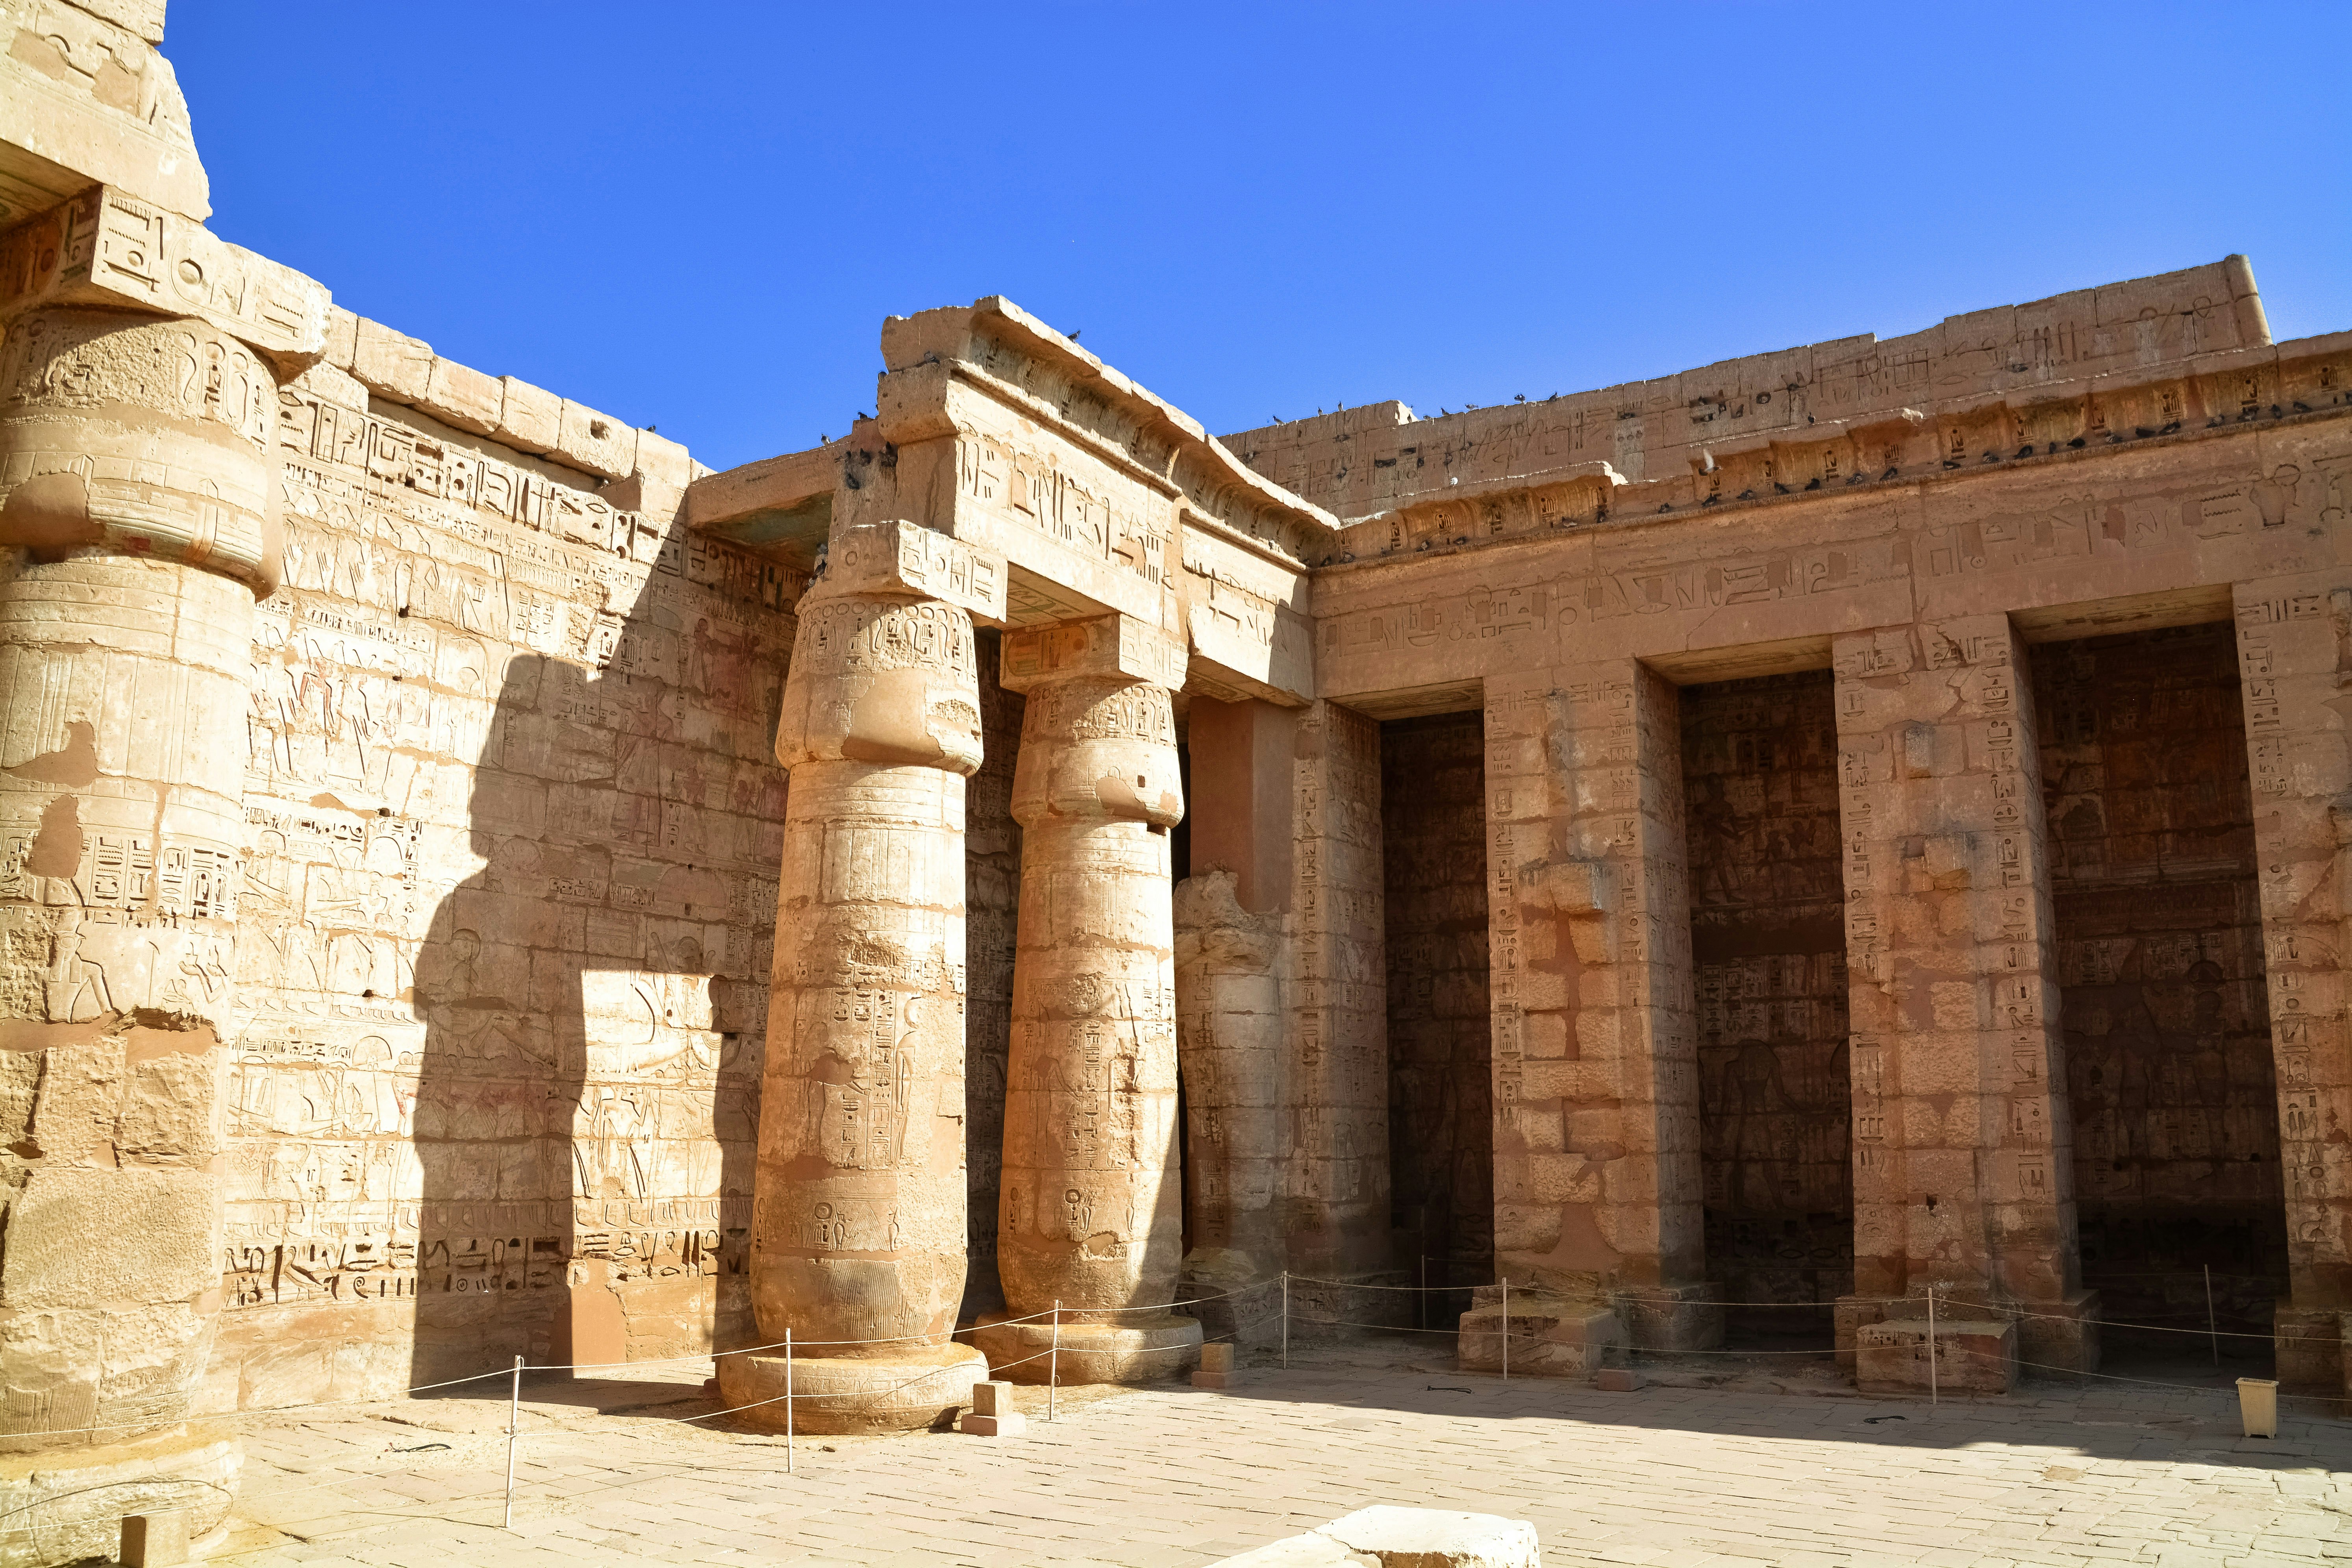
{"left": 171, "top": 3, "right": 2351, "bottom": 474}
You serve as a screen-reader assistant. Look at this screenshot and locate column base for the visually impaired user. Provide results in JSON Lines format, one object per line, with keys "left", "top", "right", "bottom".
{"left": 1612, "top": 1283, "right": 1725, "bottom": 1352}
{"left": 2275, "top": 1305, "right": 2345, "bottom": 1394}
{"left": 965, "top": 1313, "right": 1202, "bottom": 1385}
{"left": 715, "top": 1343, "right": 985, "bottom": 1436}
{"left": 1855, "top": 1317, "right": 2018, "bottom": 1395}
{"left": 0, "top": 1425, "right": 239, "bottom": 1568}
{"left": 1457, "top": 1290, "right": 1627, "bottom": 1380}
{"left": 2012, "top": 1290, "right": 2100, "bottom": 1378}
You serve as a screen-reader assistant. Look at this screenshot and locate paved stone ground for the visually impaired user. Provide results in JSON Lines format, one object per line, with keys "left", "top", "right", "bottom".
{"left": 113, "top": 1342, "right": 2352, "bottom": 1567}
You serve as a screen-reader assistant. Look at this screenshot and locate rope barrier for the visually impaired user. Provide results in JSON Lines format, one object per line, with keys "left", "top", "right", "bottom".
{"left": 1280, "top": 1274, "right": 2301, "bottom": 1345}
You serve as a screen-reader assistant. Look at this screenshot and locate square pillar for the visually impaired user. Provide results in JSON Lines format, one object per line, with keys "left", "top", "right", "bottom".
{"left": 1487, "top": 665, "right": 1717, "bottom": 1355}
{"left": 1284, "top": 700, "right": 1388, "bottom": 1280}
{"left": 1833, "top": 615, "right": 2096, "bottom": 1385}
{"left": 2233, "top": 574, "right": 2352, "bottom": 1391}
{"left": 1175, "top": 696, "right": 1298, "bottom": 1323}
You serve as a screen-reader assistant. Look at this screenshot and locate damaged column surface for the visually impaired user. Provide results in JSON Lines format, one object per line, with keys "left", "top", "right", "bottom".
{"left": 0, "top": 307, "right": 294, "bottom": 1561}
{"left": 972, "top": 613, "right": 1203, "bottom": 1382}
{"left": 1833, "top": 616, "right": 2096, "bottom": 1392}
{"left": 721, "top": 521, "right": 1003, "bottom": 1433}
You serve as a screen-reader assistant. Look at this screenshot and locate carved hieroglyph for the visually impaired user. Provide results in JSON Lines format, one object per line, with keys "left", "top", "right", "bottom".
{"left": 0, "top": 306, "right": 279, "bottom": 1559}
{"left": 723, "top": 526, "right": 991, "bottom": 1432}
{"left": 975, "top": 613, "right": 1200, "bottom": 1381}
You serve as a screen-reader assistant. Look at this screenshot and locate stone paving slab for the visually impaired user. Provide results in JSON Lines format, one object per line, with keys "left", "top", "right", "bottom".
{"left": 163, "top": 1348, "right": 2352, "bottom": 1568}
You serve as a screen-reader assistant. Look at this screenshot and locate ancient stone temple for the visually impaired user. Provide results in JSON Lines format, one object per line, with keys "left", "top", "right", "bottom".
{"left": 5, "top": 4, "right": 2352, "bottom": 1559}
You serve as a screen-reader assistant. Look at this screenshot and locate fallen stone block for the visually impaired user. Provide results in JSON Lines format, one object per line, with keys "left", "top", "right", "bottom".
{"left": 1209, "top": 1505, "right": 1540, "bottom": 1567}
{"left": 1594, "top": 1366, "right": 1642, "bottom": 1392}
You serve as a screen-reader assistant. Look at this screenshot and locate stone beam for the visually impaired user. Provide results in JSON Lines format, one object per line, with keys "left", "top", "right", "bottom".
{"left": 0, "top": 187, "right": 330, "bottom": 374}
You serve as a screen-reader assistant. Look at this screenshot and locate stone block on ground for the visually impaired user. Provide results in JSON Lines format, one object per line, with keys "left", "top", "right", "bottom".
{"left": 961, "top": 1379, "right": 1027, "bottom": 1437}
{"left": 1594, "top": 1366, "right": 1642, "bottom": 1391}
{"left": 1209, "top": 1506, "right": 1540, "bottom": 1567}
{"left": 1195, "top": 1340, "right": 1238, "bottom": 1388}
{"left": 1456, "top": 1292, "right": 1624, "bottom": 1379}
{"left": 120, "top": 1508, "right": 190, "bottom": 1566}
{"left": 1854, "top": 1317, "right": 2016, "bottom": 1394}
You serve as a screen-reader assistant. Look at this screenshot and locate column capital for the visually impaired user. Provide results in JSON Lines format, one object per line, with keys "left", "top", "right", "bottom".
{"left": 0, "top": 305, "right": 284, "bottom": 597}
{"left": 1000, "top": 611, "right": 1185, "bottom": 695}
{"left": 773, "top": 587, "right": 983, "bottom": 776}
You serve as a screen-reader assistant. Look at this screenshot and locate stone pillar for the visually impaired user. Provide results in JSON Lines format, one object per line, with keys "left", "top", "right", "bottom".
{"left": 1284, "top": 700, "right": 1389, "bottom": 1284}
{"left": 1832, "top": 615, "right": 2096, "bottom": 1389}
{"left": 1172, "top": 871, "right": 1283, "bottom": 1333}
{"left": 2233, "top": 576, "right": 2352, "bottom": 1391}
{"left": 1475, "top": 665, "right": 1718, "bottom": 1368}
{"left": 0, "top": 309, "right": 281, "bottom": 1559}
{"left": 718, "top": 521, "right": 1000, "bottom": 1434}
{"left": 1176, "top": 697, "right": 1297, "bottom": 1329}
{"left": 971, "top": 613, "right": 1202, "bottom": 1383}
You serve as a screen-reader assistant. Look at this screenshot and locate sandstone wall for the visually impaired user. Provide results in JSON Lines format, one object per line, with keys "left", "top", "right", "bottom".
{"left": 204, "top": 350, "right": 800, "bottom": 1408}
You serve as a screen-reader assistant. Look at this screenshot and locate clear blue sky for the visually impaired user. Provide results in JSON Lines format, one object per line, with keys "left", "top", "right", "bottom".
{"left": 172, "top": 3, "right": 2351, "bottom": 474}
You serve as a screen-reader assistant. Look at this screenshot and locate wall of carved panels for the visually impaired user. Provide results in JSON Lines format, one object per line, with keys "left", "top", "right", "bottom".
{"left": 1680, "top": 672, "right": 1852, "bottom": 1340}
{"left": 204, "top": 371, "right": 802, "bottom": 1408}
{"left": 2034, "top": 623, "right": 2286, "bottom": 1335}
{"left": 1379, "top": 712, "right": 1492, "bottom": 1283}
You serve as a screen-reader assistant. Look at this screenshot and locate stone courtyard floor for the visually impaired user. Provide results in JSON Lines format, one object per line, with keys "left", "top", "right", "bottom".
{"left": 176, "top": 1342, "right": 2351, "bottom": 1568}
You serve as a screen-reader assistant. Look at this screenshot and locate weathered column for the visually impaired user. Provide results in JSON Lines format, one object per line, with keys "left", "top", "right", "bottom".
{"left": 2233, "top": 577, "right": 2352, "bottom": 1392}
{"left": 972, "top": 613, "right": 1202, "bottom": 1383}
{"left": 719, "top": 521, "right": 1001, "bottom": 1433}
{"left": 0, "top": 309, "right": 281, "bottom": 1555}
{"left": 1832, "top": 615, "right": 2096, "bottom": 1391}
{"left": 1174, "top": 695, "right": 1299, "bottom": 1335}
{"left": 1471, "top": 665, "right": 1716, "bottom": 1374}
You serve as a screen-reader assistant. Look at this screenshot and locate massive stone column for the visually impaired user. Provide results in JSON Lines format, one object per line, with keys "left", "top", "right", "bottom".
{"left": 972, "top": 613, "right": 1202, "bottom": 1383}
{"left": 1832, "top": 615, "right": 2096, "bottom": 1390}
{"left": 0, "top": 309, "right": 281, "bottom": 1561}
{"left": 719, "top": 521, "right": 1000, "bottom": 1434}
{"left": 2232, "top": 575, "right": 2352, "bottom": 1392}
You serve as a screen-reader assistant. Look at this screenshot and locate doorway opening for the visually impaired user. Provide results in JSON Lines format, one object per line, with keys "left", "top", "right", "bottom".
{"left": 1681, "top": 670, "right": 1851, "bottom": 1350}
{"left": 2033, "top": 622, "right": 2285, "bottom": 1374}
{"left": 1380, "top": 712, "right": 1493, "bottom": 1316}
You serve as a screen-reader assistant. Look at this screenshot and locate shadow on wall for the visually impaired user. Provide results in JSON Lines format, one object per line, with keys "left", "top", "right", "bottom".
{"left": 401, "top": 506, "right": 787, "bottom": 1387}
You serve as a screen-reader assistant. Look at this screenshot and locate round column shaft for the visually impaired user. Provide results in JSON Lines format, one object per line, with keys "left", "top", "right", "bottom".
{"left": 973, "top": 616, "right": 1200, "bottom": 1383}
{"left": 720, "top": 554, "right": 989, "bottom": 1434}
{"left": 0, "top": 309, "right": 283, "bottom": 1560}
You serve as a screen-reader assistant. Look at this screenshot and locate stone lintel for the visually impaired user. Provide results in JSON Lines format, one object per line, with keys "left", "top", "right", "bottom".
{"left": 822, "top": 519, "right": 1007, "bottom": 623}
{"left": 1000, "top": 611, "right": 1186, "bottom": 694}
{"left": 0, "top": 186, "right": 328, "bottom": 372}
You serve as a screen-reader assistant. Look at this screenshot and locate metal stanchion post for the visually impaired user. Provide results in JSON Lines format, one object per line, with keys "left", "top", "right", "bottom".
{"left": 2204, "top": 1265, "right": 2220, "bottom": 1366}
{"left": 1501, "top": 1276, "right": 1509, "bottom": 1383}
{"left": 503, "top": 1353, "right": 522, "bottom": 1528}
{"left": 1281, "top": 1272, "right": 1290, "bottom": 1370}
{"left": 1050, "top": 1301, "right": 1061, "bottom": 1421}
{"left": 785, "top": 1326, "right": 794, "bottom": 1474}
{"left": 1926, "top": 1287, "right": 1938, "bottom": 1408}
{"left": 1419, "top": 1255, "right": 1427, "bottom": 1332}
